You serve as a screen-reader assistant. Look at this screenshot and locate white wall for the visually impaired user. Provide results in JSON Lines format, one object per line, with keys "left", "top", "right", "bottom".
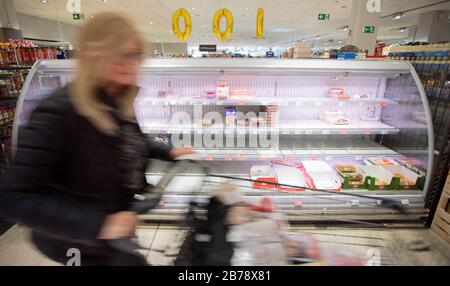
{"left": 16, "top": 13, "right": 79, "bottom": 43}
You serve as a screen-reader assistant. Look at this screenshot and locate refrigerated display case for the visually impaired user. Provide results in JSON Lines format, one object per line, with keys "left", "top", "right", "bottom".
{"left": 12, "top": 59, "right": 433, "bottom": 223}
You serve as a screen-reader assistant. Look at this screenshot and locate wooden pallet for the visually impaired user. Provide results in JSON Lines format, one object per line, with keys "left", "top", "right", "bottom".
{"left": 431, "top": 190, "right": 450, "bottom": 244}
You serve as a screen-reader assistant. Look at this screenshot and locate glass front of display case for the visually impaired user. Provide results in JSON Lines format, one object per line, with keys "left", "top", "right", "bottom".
{"left": 13, "top": 59, "right": 433, "bottom": 222}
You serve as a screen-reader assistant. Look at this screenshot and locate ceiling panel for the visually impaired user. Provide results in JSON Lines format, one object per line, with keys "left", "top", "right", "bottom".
{"left": 12, "top": 0, "right": 450, "bottom": 47}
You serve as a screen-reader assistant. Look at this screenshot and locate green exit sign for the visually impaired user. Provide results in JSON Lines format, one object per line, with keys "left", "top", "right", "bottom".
{"left": 318, "top": 13, "right": 330, "bottom": 21}
{"left": 73, "top": 13, "right": 84, "bottom": 21}
{"left": 363, "top": 26, "right": 376, "bottom": 33}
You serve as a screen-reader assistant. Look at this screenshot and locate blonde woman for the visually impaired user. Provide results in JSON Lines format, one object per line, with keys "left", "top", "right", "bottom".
{"left": 0, "top": 13, "right": 192, "bottom": 265}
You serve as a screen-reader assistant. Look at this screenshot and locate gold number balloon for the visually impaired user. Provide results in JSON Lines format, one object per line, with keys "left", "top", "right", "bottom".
{"left": 256, "top": 8, "right": 264, "bottom": 39}
{"left": 212, "top": 8, "right": 233, "bottom": 41}
{"left": 172, "top": 8, "right": 192, "bottom": 41}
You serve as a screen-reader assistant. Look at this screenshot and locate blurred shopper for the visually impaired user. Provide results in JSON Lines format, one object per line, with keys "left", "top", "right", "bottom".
{"left": 0, "top": 13, "right": 192, "bottom": 266}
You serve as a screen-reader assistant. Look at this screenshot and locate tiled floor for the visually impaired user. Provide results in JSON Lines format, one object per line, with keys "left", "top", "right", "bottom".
{"left": 0, "top": 224, "right": 449, "bottom": 266}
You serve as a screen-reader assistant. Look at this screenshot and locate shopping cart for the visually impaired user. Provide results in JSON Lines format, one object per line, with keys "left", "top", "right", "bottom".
{"left": 108, "top": 158, "right": 409, "bottom": 266}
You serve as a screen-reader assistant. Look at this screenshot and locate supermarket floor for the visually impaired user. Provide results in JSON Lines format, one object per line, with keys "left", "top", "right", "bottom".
{"left": 0, "top": 224, "right": 450, "bottom": 266}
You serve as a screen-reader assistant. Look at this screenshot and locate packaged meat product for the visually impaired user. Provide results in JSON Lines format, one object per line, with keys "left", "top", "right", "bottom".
{"left": 319, "top": 111, "right": 350, "bottom": 125}
{"left": 301, "top": 161, "right": 342, "bottom": 191}
{"left": 328, "top": 88, "right": 350, "bottom": 100}
{"left": 273, "top": 164, "right": 306, "bottom": 192}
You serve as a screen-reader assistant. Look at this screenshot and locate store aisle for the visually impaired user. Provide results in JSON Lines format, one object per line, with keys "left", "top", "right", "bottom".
{"left": 0, "top": 224, "right": 449, "bottom": 266}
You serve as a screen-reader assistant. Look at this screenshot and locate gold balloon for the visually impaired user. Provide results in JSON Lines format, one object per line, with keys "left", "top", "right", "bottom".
{"left": 212, "top": 8, "right": 233, "bottom": 41}
{"left": 172, "top": 8, "right": 192, "bottom": 41}
{"left": 256, "top": 8, "right": 264, "bottom": 39}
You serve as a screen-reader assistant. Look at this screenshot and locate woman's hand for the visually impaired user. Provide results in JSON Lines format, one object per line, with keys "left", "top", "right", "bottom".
{"left": 98, "top": 211, "right": 138, "bottom": 240}
{"left": 169, "top": 147, "right": 194, "bottom": 159}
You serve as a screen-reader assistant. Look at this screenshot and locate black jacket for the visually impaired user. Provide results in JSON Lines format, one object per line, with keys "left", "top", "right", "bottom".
{"left": 0, "top": 86, "right": 173, "bottom": 264}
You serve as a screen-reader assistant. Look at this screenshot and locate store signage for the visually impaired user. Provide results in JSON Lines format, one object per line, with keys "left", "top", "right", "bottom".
{"left": 266, "top": 51, "right": 274, "bottom": 58}
{"left": 199, "top": 45, "right": 217, "bottom": 52}
{"left": 72, "top": 13, "right": 84, "bottom": 21}
{"left": 318, "top": 13, "right": 330, "bottom": 21}
{"left": 363, "top": 26, "right": 376, "bottom": 33}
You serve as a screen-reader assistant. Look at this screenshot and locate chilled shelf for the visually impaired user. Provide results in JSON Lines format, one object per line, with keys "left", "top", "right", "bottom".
{"left": 136, "top": 97, "right": 398, "bottom": 107}
{"left": 141, "top": 120, "right": 400, "bottom": 135}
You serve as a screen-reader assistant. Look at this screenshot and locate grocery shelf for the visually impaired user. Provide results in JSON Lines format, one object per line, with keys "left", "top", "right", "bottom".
{"left": 136, "top": 97, "right": 398, "bottom": 107}
{"left": 141, "top": 120, "right": 400, "bottom": 135}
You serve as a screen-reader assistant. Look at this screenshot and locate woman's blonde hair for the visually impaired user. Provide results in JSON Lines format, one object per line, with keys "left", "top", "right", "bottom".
{"left": 70, "top": 12, "right": 145, "bottom": 135}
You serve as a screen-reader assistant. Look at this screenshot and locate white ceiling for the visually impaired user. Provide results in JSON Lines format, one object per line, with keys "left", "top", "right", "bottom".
{"left": 12, "top": 0, "right": 450, "bottom": 48}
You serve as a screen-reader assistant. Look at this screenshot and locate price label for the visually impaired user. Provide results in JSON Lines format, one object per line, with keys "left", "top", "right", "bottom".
{"left": 169, "top": 100, "right": 178, "bottom": 105}
{"left": 296, "top": 101, "right": 304, "bottom": 106}
{"left": 262, "top": 101, "right": 270, "bottom": 105}
{"left": 338, "top": 102, "right": 345, "bottom": 107}
{"left": 216, "top": 101, "right": 224, "bottom": 105}
{"left": 401, "top": 199, "right": 410, "bottom": 205}
{"left": 305, "top": 130, "right": 313, "bottom": 135}
{"left": 355, "top": 156, "right": 362, "bottom": 160}
{"left": 322, "top": 130, "right": 330, "bottom": 135}
{"left": 325, "top": 156, "right": 333, "bottom": 161}
{"left": 315, "top": 102, "right": 322, "bottom": 107}
{"left": 381, "top": 130, "right": 388, "bottom": 135}
{"left": 295, "top": 130, "right": 303, "bottom": 135}
{"left": 202, "top": 101, "right": 209, "bottom": 105}
{"left": 351, "top": 200, "right": 359, "bottom": 206}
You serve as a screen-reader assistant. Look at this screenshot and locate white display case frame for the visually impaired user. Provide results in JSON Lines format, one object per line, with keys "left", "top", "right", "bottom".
{"left": 12, "top": 58, "right": 434, "bottom": 223}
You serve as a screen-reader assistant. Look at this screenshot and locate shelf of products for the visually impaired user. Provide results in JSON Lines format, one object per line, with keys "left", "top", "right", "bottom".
{"left": 1, "top": 40, "right": 65, "bottom": 172}
{"left": 15, "top": 59, "right": 432, "bottom": 222}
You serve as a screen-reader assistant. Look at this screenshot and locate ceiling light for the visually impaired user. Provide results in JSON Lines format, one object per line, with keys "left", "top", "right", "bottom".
{"left": 392, "top": 13, "right": 405, "bottom": 20}
{"left": 102, "top": 0, "right": 108, "bottom": 3}
{"left": 150, "top": 22, "right": 153, "bottom": 25}
{"left": 192, "top": 8, "right": 196, "bottom": 10}
{"left": 41, "top": 0, "right": 48, "bottom": 3}
{"left": 316, "top": 36, "right": 320, "bottom": 40}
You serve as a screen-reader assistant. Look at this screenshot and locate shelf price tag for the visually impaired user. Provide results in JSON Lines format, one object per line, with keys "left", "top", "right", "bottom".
{"left": 338, "top": 102, "right": 345, "bottom": 107}
{"left": 363, "top": 129, "right": 371, "bottom": 135}
{"left": 325, "top": 156, "right": 333, "bottom": 161}
{"left": 295, "top": 130, "right": 302, "bottom": 135}
{"left": 355, "top": 155, "right": 362, "bottom": 161}
{"left": 216, "top": 101, "right": 224, "bottom": 105}
{"left": 315, "top": 102, "right": 322, "bottom": 107}
{"left": 322, "top": 130, "right": 330, "bottom": 135}
{"left": 225, "top": 156, "right": 233, "bottom": 161}
{"left": 381, "top": 130, "right": 388, "bottom": 135}
{"left": 305, "top": 130, "right": 313, "bottom": 135}
{"left": 294, "top": 200, "right": 303, "bottom": 207}
{"left": 205, "top": 155, "right": 214, "bottom": 161}
{"left": 340, "top": 129, "right": 348, "bottom": 135}
{"left": 401, "top": 199, "right": 410, "bottom": 205}
{"left": 169, "top": 100, "right": 178, "bottom": 105}
{"left": 296, "top": 101, "right": 304, "bottom": 106}
{"left": 237, "top": 155, "right": 246, "bottom": 161}
{"left": 351, "top": 200, "right": 359, "bottom": 206}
